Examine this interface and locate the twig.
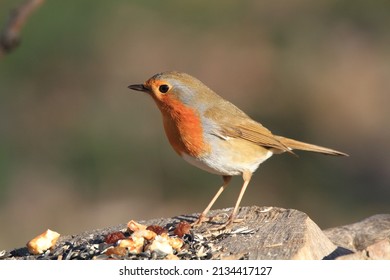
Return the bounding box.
[0,0,44,58]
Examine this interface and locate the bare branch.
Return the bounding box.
[0,0,44,58]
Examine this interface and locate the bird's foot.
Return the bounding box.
[192,212,244,231]
[207,215,244,231]
[191,214,210,227]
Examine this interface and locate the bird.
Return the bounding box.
[128,71,348,226]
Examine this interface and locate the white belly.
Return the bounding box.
[181,150,273,176]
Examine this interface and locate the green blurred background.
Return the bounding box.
[1,0,389,250]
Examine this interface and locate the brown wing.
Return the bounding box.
[218,120,293,153]
[202,98,346,157]
[204,102,292,154]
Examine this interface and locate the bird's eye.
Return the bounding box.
[159,84,170,93]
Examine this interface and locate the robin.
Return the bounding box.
[128,71,348,226]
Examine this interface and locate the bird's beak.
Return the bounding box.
[128,84,149,92]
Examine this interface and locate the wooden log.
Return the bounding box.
[195,206,337,260]
[324,214,390,260]
[2,206,389,260]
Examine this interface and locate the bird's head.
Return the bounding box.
[128,71,218,111]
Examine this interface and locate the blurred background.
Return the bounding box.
[0,0,389,250]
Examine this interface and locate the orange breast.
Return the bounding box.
[157,96,209,158]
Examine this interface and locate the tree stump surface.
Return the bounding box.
[1,206,389,260]
[324,214,390,260]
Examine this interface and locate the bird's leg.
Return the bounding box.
[226,171,252,226]
[192,175,232,226]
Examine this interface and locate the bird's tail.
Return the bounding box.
[276,136,348,156]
